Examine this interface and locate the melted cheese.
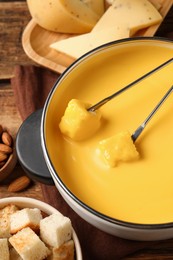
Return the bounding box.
[98,131,139,167]
[59,99,101,141]
[45,39,173,224]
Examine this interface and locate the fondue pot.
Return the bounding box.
[16,37,173,241]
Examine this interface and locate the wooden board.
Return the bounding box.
[22,0,173,74]
[0,2,33,80]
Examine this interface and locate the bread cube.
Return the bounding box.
[0,238,10,260]
[48,240,74,260]
[59,99,101,141]
[0,204,19,238]
[40,213,72,248]
[9,227,50,260]
[10,208,42,234]
[10,248,22,260]
[0,204,19,217]
[98,131,139,167]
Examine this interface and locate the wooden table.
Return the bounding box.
[1,1,173,259]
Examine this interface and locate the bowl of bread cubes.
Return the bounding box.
[0,197,82,260]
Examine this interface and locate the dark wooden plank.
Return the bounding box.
[0,2,35,79]
[124,240,173,259]
[156,4,173,36]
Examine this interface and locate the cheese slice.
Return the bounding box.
[81,0,105,16]
[105,0,163,10]
[50,25,129,59]
[149,0,163,10]
[92,0,162,35]
[27,0,100,33]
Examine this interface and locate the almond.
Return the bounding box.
[2,131,13,147]
[8,176,31,192]
[0,143,12,154]
[0,151,8,163]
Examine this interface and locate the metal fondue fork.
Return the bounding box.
[88,58,173,112]
[131,85,173,142]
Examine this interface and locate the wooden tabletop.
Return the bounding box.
[1,1,173,259]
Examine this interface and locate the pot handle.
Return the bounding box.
[16,109,54,185]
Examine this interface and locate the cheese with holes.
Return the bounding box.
[98,131,139,167]
[59,99,102,141]
[50,25,129,59]
[27,0,100,33]
[92,0,162,35]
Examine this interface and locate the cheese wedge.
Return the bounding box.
[92,0,162,35]
[27,0,100,33]
[149,0,162,10]
[50,25,129,59]
[105,0,163,10]
[82,0,105,16]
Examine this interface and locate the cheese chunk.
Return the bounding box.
[98,131,139,167]
[92,0,162,35]
[27,0,100,33]
[50,25,129,59]
[82,0,105,16]
[59,99,102,141]
[149,0,163,10]
[105,0,163,10]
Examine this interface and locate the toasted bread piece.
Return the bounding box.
[48,240,74,260]
[9,227,50,260]
[40,213,72,248]
[10,208,42,234]
[10,247,22,260]
[0,238,10,260]
[0,204,19,238]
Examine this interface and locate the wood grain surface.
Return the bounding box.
[0,1,43,200]
[0,2,35,79]
[1,1,173,259]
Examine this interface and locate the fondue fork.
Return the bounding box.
[88,58,173,112]
[131,85,173,142]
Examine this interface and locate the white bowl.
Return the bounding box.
[41,37,173,241]
[0,196,82,260]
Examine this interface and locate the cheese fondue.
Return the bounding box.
[45,39,173,224]
[98,131,139,167]
[59,99,101,141]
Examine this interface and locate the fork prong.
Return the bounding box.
[131,85,173,142]
[88,57,173,112]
